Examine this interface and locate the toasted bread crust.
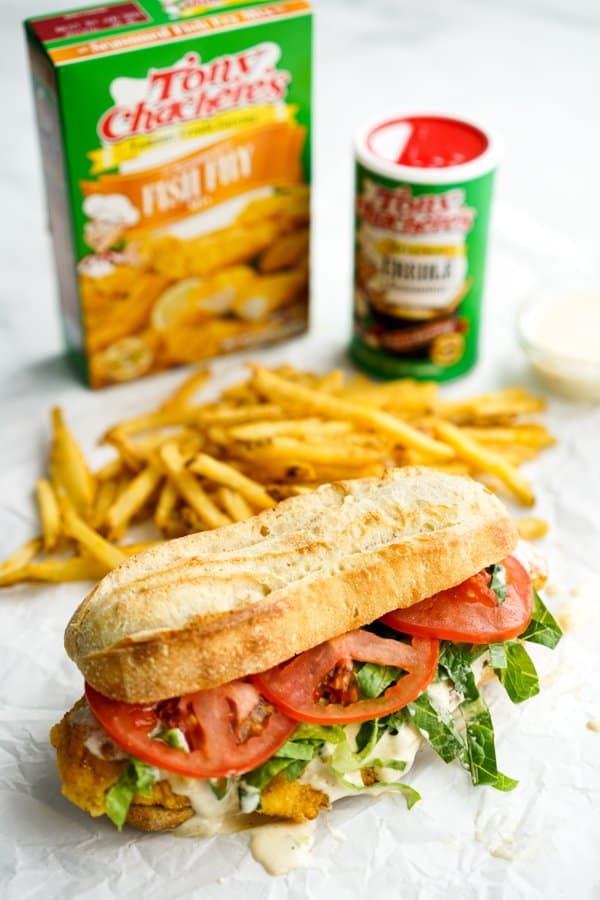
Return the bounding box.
[65,468,517,702]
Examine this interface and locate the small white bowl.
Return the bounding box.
[517,289,600,402]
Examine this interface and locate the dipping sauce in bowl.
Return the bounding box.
[518,293,600,401]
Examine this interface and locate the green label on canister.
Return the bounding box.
[351,114,500,381]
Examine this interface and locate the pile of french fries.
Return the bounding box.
[0,364,554,587]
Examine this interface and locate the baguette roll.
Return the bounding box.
[65,468,517,702]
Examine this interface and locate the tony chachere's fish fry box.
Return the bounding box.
[25,0,312,386]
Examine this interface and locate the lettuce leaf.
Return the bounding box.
[337,775,420,809]
[105,759,157,830]
[155,727,189,751]
[242,723,344,795]
[460,695,517,790]
[493,641,540,703]
[208,777,230,800]
[407,693,465,764]
[291,722,345,744]
[520,588,563,649]
[438,642,480,702]
[436,642,517,791]
[487,563,508,604]
[356,663,402,699]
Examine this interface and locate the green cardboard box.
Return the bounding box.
[25,0,312,386]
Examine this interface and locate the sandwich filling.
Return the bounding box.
[51,554,561,832]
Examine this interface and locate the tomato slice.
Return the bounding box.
[381,556,533,644]
[85,680,296,778]
[251,630,439,724]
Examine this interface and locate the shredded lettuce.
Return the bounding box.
[436,642,517,790]
[488,642,508,669]
[356,663,402,699]
[105,759,157,830]
[493,641,540,703]
[407,693,464,764]
[487,563,508,604]
[242,722,344,794]
[459,695,517,790]
[155,727,189,751]
[337,775,420,809]
[292,722,346,743]
[521,588,563,649]
[208,777,230,800]
[104,589,562,829]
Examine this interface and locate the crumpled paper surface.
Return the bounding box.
[1,231,600,898]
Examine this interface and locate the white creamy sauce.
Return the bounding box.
[298,757,352,802]
[524,295,600,365]
[84,731,128,761]
[521,295,600,400]
[364,726,422,784]
[248,821,316,876]
[163,773,240,836]
[78,704,128,761]
[426,679,461,716]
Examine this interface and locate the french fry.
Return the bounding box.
[120,542,161,556]
[161,367,210,411]
[104,407,206,439]
[0,556,107,586]
[227,419,353,441]
[517,517,549,540]
[95,457,123,481]
[154,481,179,532]
[438,387,545,422]
[105,466,163,540]
[160,443,231,529]
[482,444,540,466]
[250,365,454,461]
[2,361,556,587]
[190,453,275,509]
[341,379,439,414]
[59,494,127,569]
[243,436,388,468]
[91,479,121,530]
[102,428,147,470]
[217,486,254,522]
[0,537,43,575]
[433,421,535,506]
[460,426,555,448]
[50,407,96,517]
[35,478,61,552]
[107,404,282,440]
[315,369,346,393]
[189,452,276,510]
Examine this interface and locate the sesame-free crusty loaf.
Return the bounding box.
[65,467,517,702]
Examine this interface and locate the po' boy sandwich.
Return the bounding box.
[51,467,561,834]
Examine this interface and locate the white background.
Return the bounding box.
[1,1,600,897]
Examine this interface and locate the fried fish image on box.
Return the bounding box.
[24,0,312,386]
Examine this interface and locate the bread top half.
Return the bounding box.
[65,468,518,702]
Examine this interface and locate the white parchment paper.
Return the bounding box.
[1,231,599,898]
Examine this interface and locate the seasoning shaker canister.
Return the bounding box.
[351,113,501,380]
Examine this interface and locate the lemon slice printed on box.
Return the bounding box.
[152,268,256,330]
[100,336,155,382]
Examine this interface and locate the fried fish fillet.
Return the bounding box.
[51,699,328,831]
